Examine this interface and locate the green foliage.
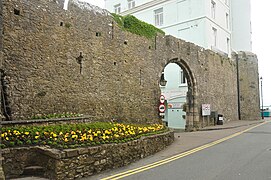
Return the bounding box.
[111,13,124,27]
[1,122,167,149]
[111,13,165,39]
[31,113,82,120]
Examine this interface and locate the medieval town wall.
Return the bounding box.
[237,52,260,120]
[0,0,259,127]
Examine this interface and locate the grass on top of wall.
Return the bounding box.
[0,122,167,149]
[111,13,165,39]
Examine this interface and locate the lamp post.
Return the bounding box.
[260,77,264,119]
[160,72,167,87]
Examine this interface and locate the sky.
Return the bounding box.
[251,0,271,106]
[79,0,270,106]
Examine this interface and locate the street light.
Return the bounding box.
[160,72,167,87]
[260,77,264,119]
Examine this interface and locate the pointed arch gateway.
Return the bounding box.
[161,58,199,131]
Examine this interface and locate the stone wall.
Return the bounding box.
[0,0,260,127]
[2,131,174,179]
[1,0,161,123]
[237,52,260,120]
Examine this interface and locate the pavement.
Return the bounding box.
[10,118,270,180]
[88,118,268,180]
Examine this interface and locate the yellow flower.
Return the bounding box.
[105,130,111,134]
[35,136,39,139]
[59,132,63,135]
[80,134,87,141]
[72,134,78,139]
[52,133,57,138]
[64,138,69,142]
[1,133,5,138]
[88,135,93,141]
[5,137,9,140]
[101,135,106,140]
[24,132,29,135]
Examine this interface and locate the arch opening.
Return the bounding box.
[159,58,199,131]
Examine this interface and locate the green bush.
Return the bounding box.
[111,13,165,39]
[31,113,82,120]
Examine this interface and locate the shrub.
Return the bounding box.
[1,122,167,149]
[111,13,165,39]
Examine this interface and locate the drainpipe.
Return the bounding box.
[236,53,241,120]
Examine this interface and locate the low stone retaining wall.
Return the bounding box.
[2,131,174,179]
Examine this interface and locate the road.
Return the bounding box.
[100,121,271,180]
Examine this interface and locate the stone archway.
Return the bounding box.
[161,58,199,131]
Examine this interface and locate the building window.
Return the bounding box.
[114,4,121,14]
[154,8,163,26]
[211,0,216,19]
[226,13,229,29]
[128,0,135,9]
[212,27,217,47]
[227,38,230,55]
[180,70,186,85]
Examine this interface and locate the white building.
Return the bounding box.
[105,0,252,55]
[230,0,252,52]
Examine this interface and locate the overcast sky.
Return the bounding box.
[79,0,270,106]
[251,0,271,106]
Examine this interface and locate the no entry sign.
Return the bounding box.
[159,104,166,113]
[159,95,165,104]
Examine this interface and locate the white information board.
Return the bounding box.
[202,104,211,116]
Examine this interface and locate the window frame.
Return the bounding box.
[212,27,217,47]
[114,4,121,14]
[179,70,187,86]
[226,13,229,29]
[211,0,216,19]
[154,8,164,26]
[128,0,135,9]
[227,37,230,55]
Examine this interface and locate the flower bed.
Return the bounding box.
[2,130,174,179]
[1,122,166,149]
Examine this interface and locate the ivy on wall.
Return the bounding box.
[111,13,165,39]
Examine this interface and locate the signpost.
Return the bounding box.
[159,95,166,117]
[202,104,211,116]
[159,104,166,113]
[159,95,165,104]
[202,104,211,126]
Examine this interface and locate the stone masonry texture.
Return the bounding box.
[2,131,174,179]
[237,52,260,120]
[0,0,260,127]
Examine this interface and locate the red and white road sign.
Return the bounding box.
[159,95,165,104]
[159,104,166,113]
